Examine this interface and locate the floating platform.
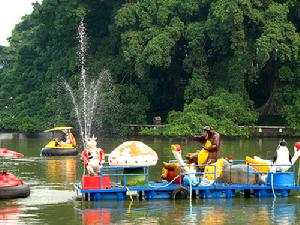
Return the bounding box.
[74,163,300,201]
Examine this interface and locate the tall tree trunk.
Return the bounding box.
[256,57,278,115]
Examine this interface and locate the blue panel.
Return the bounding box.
[144,190,171,200]
[267,173,295,187]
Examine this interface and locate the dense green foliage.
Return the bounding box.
[0,0,300,136]
[140,90,258,137]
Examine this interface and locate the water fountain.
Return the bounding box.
[64,19,116,146]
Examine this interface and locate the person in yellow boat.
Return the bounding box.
[55,131,76,147]
[186,126,221,166]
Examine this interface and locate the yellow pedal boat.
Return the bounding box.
[41,126,78,156]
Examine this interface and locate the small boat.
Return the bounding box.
[0,148,30,199]
[41,126,78,156]
[0,171,30,199]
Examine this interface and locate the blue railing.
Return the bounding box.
[99,164,150,187]
[171,159,297,186]
[84,159,297,189]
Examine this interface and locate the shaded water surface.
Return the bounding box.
[1,133,300,224]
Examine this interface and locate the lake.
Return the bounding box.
[1,133,300,224]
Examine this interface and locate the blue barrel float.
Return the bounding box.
[267,172,295,187]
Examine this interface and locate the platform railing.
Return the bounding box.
[245,163,295,185]
[171,159,297,187]
[227,159,296,185]
[168,159,218,185]
[87,159,297,190]
[99,164,150,187]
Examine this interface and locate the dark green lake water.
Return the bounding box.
[1,133,300,225]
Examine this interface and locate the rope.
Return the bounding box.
[125,186,133,201]
[270,168,277,200]
[271,174,276,200]
[189,177,192,207]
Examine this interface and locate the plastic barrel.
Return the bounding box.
[267,172,295,186]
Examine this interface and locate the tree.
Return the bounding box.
[142,90,258,137]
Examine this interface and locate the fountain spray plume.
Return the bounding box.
[64,19,110,147]
[78,19,89,141]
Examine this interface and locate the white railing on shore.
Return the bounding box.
[239,125,289,133]
[124,124,288,129]
[123,124,292,135]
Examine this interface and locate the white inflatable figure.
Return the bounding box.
[252,140,299,172]
[272,140,291,172]
[84,135,105,176]
[170,144,199,186]
[252,141,300,184]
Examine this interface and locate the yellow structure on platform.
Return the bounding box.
[245,156,270,173]
[204,158,225,180]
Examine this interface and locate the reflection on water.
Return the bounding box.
[0,189,76,225]
[270,201,296,225]
[75,198,300,225]
[46,158,77,184]
[0,133,14,140]
[82,209,111,225]
[0,207,22,225]
[18,189,75,206]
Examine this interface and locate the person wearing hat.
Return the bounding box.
[186,126,221,166]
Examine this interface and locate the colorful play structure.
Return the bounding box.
[74,141,300,201]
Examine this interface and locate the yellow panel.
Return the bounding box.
[245,156,270,173]
[204,159,225,180]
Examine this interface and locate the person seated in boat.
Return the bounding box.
[65,131,76,147]
[58,139,65,146]
[56,136,67,147]
[55,131,75,147]
[53,138,61,147]
[185,126,221,168]
[64,135,71,145]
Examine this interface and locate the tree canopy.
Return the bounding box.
[0,0,300,136]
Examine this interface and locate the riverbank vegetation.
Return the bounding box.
[0,0,300,136]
